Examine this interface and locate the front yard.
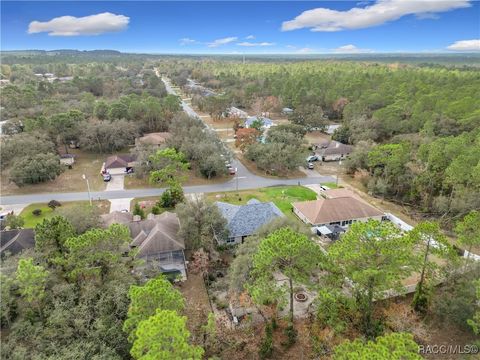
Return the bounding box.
[125,169,229,190]
[1,149,108,195]
[206,185,317,221]
[19,200,110,228]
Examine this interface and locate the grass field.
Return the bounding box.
[20,200,110,228]
[206,185,317,220]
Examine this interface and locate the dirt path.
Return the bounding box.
[179,273,212,343]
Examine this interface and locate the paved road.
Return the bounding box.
[0,175,335,206]
[0,74,334,206]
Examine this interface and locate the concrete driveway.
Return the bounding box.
[106,175,125,191]
[109,198,132,213]
[299,166,320,178]
[0,203,28,216]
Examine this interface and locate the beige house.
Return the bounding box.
[101,211,187,280]
[103,154,137,174]
[292,196,384,227]
[314,140,353,162]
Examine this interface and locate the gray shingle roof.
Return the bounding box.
[216,199,284,238]
[0,229,35,257]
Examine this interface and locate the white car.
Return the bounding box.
[320,185,331,191]
[306,155,318,162]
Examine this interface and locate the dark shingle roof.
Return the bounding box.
[101,211,134,227]
[216,199,284,238]
[128,212,184,257]
[105,154,136,169]
[0,229,35,257]
[315,140,353,156]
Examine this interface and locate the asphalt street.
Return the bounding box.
[0,175,335,206]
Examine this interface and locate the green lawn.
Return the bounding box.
[206,185,317,220]
[20,200,110,228]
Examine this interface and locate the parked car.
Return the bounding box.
[103,173,112,182]
[306,155,318,162]
[307,162,314,170]
[320,185,331,191]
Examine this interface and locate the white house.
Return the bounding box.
[314,140,353,162]
[244,116,274,130]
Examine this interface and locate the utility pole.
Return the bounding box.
[236,168,239,192]
[82,174,92,206]
[336,160,342,187]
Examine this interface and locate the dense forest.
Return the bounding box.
[1,53,479,359]
[161,59,480,225]
[0,57,230,187]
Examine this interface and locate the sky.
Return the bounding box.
[1,1,479,54]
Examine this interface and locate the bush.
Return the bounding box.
[151,204,162,215]
[159,182,184,208]
[283,324,297,348]
[5,214,24,230]
[32,209,42,216]
[259,323,274,359]
[133,203,145,219]
[47,200,62,209]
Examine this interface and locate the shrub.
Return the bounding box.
[47,200,62,209]
[283,324,297,348]
[159,182,184,208]
[151,204,162,215]
[5,214,24,230]
[259,323,274,359]
[133,203,145,219]
[32,209,42,216]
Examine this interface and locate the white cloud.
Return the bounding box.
[447,39,480,51]
[207,37,238,48]
[297,47,314,54]
[333,44,373,53]
[282,0,471,32]
[245,35,255,40]
[28,12,129,36]
[237,41,275,47]
[179,37,197,45]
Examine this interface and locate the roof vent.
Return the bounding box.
[147,213,155,220]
